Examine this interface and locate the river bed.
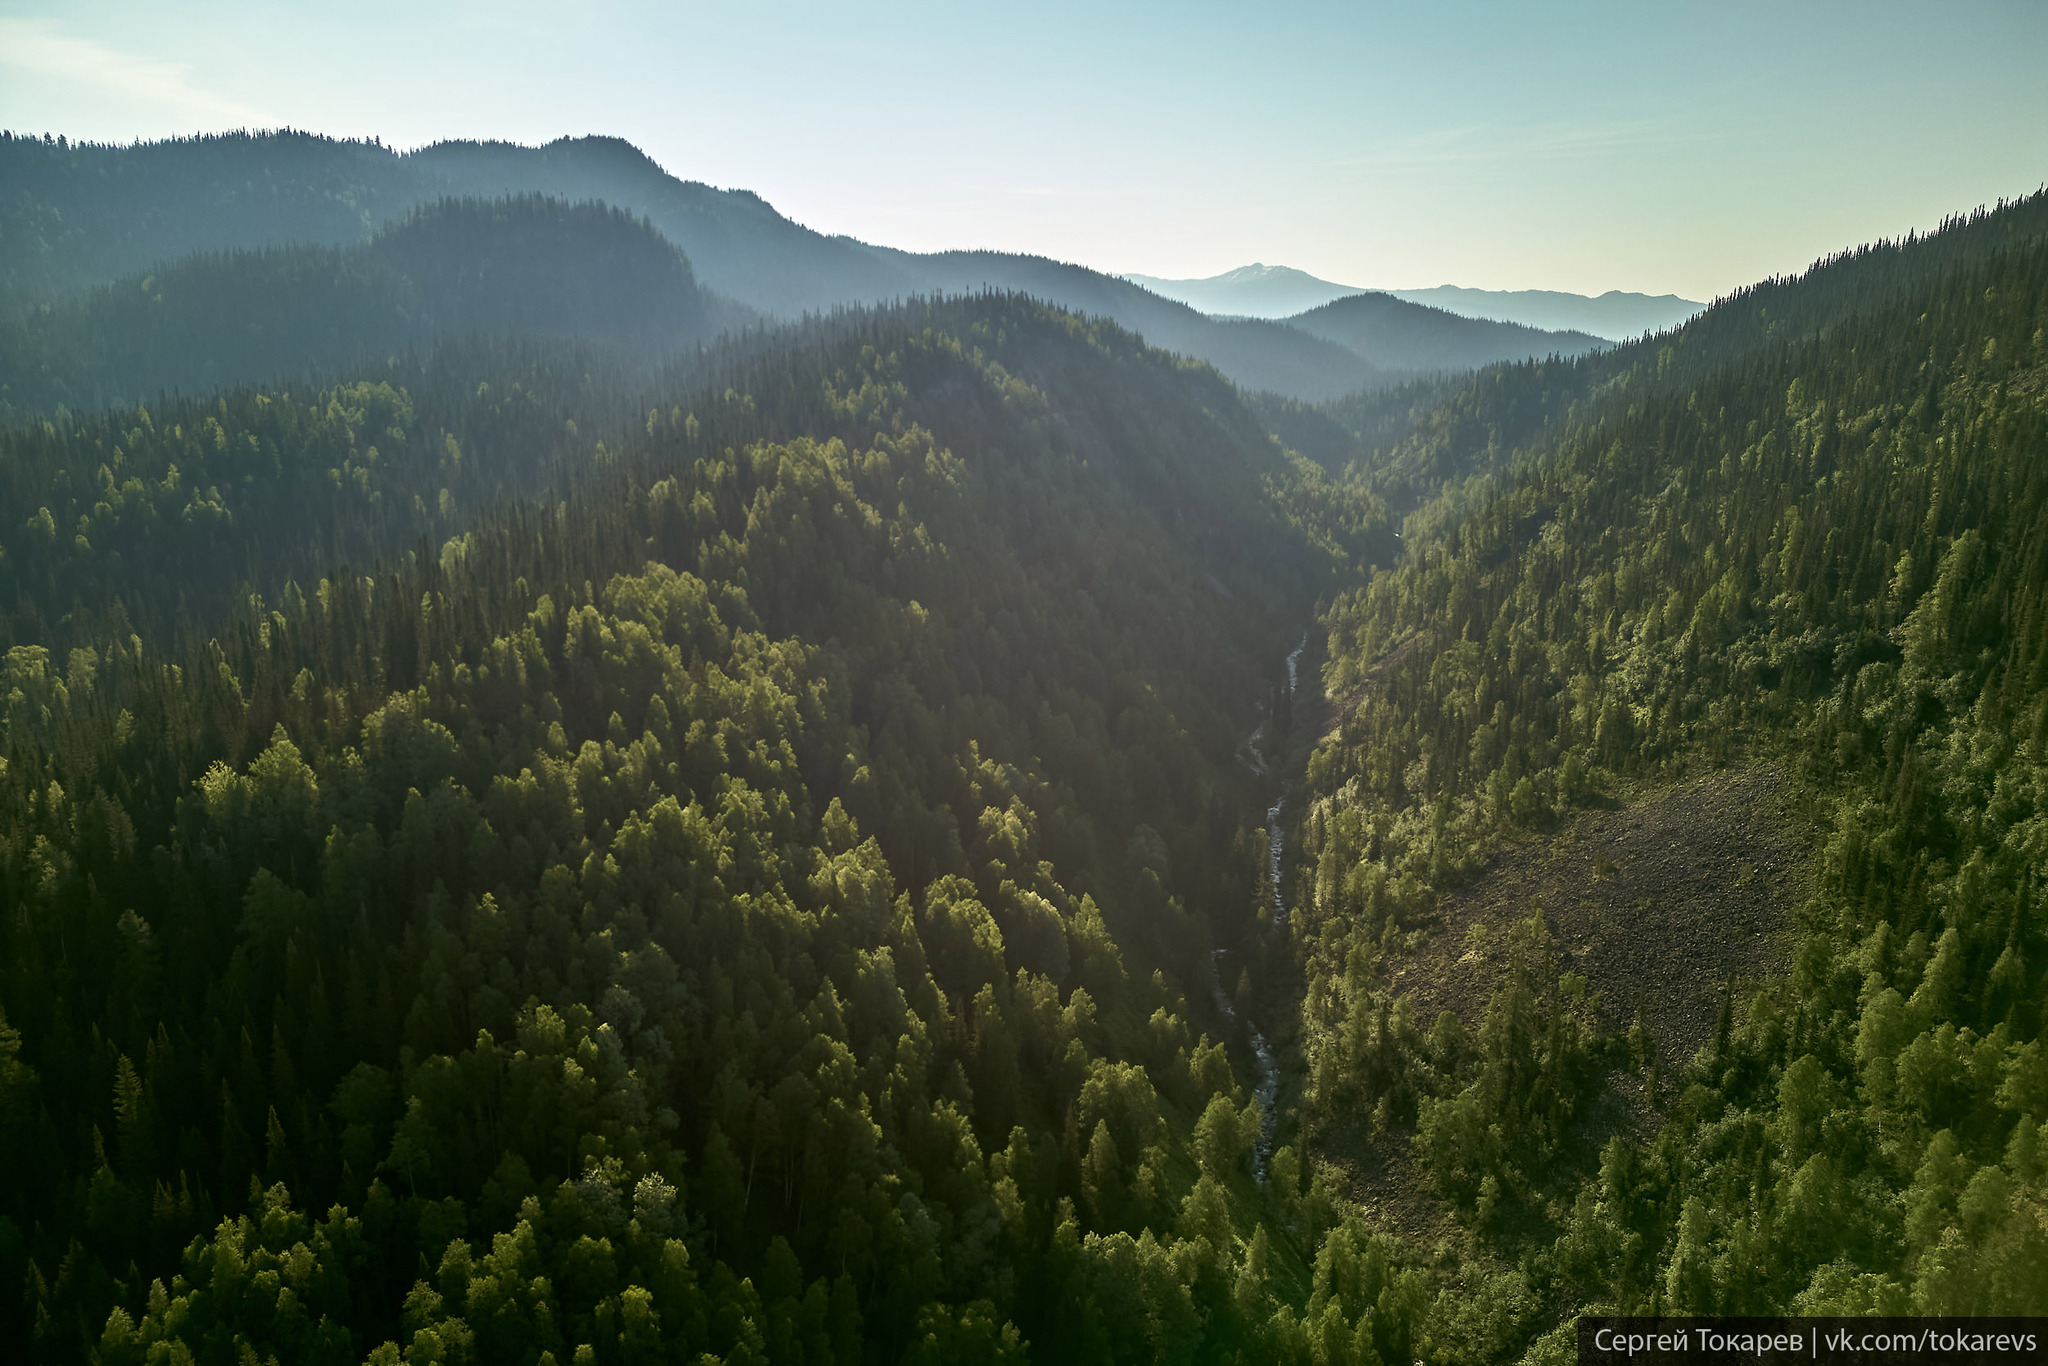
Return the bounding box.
[1219,630,1306,1179]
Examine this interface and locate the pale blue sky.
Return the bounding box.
[2,1,2043,299]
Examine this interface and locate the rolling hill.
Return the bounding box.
[0,195,730,420]
[3,131,1597,403]
[0,288,1396,1363]
[1120,263,1365,320]
[1283,292,1607,374]
[1384,283,1703,338]
[0,133,1378,401]
[1124,261,1704,339]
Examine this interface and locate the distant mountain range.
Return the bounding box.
[1388,285,1706,340]
[1,131,1613,405]
[1119,264,1360,321]
[1123,263,1704,340]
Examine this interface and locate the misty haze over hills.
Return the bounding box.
[1390,283,1706,339]
[1124,263,1705,339]
[0,130,1614,406]
[1119,264,1359,321]
[0,195,738,419]
[1284,292,1605,372]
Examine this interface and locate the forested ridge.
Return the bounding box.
[1315,192,2048,517]
[0,294,1408,1364]
[0,337,638,651]
[1282,295,1605,380]
[0,195,737,424]
[1285,193,2048,1355]
[0,130,1604,403]
[1,139,2045,1364]
[0,130,897,319]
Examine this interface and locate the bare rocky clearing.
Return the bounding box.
[1390,762,1815,1072]
[1322,762,1818,1244]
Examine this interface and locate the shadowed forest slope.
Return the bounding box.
[0,195,732,421]
[0,295,1415,1364]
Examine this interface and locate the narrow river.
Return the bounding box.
[1213,630,1306,1179]
[1265,633,1308,927]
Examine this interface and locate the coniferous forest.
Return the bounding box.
[1,126,2046,1364]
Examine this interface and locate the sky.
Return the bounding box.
[2,0,2044,301]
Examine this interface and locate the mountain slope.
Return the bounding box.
[1382,284,1703,339]
[1122,261,1705,339]
[1285,292,1605,374]
[1314,193,2048,518]
[1121,263,1365,319]
[0,133,1386,400]
[1,129,414,303]
[0,291,1402,1363]
[0,130,900,319]
[866,246,1385,398]
[1291,189,2048,1345]
[406,136,922,318]
[0,195,727,420]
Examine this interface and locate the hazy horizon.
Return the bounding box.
[2,2,2044,308]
